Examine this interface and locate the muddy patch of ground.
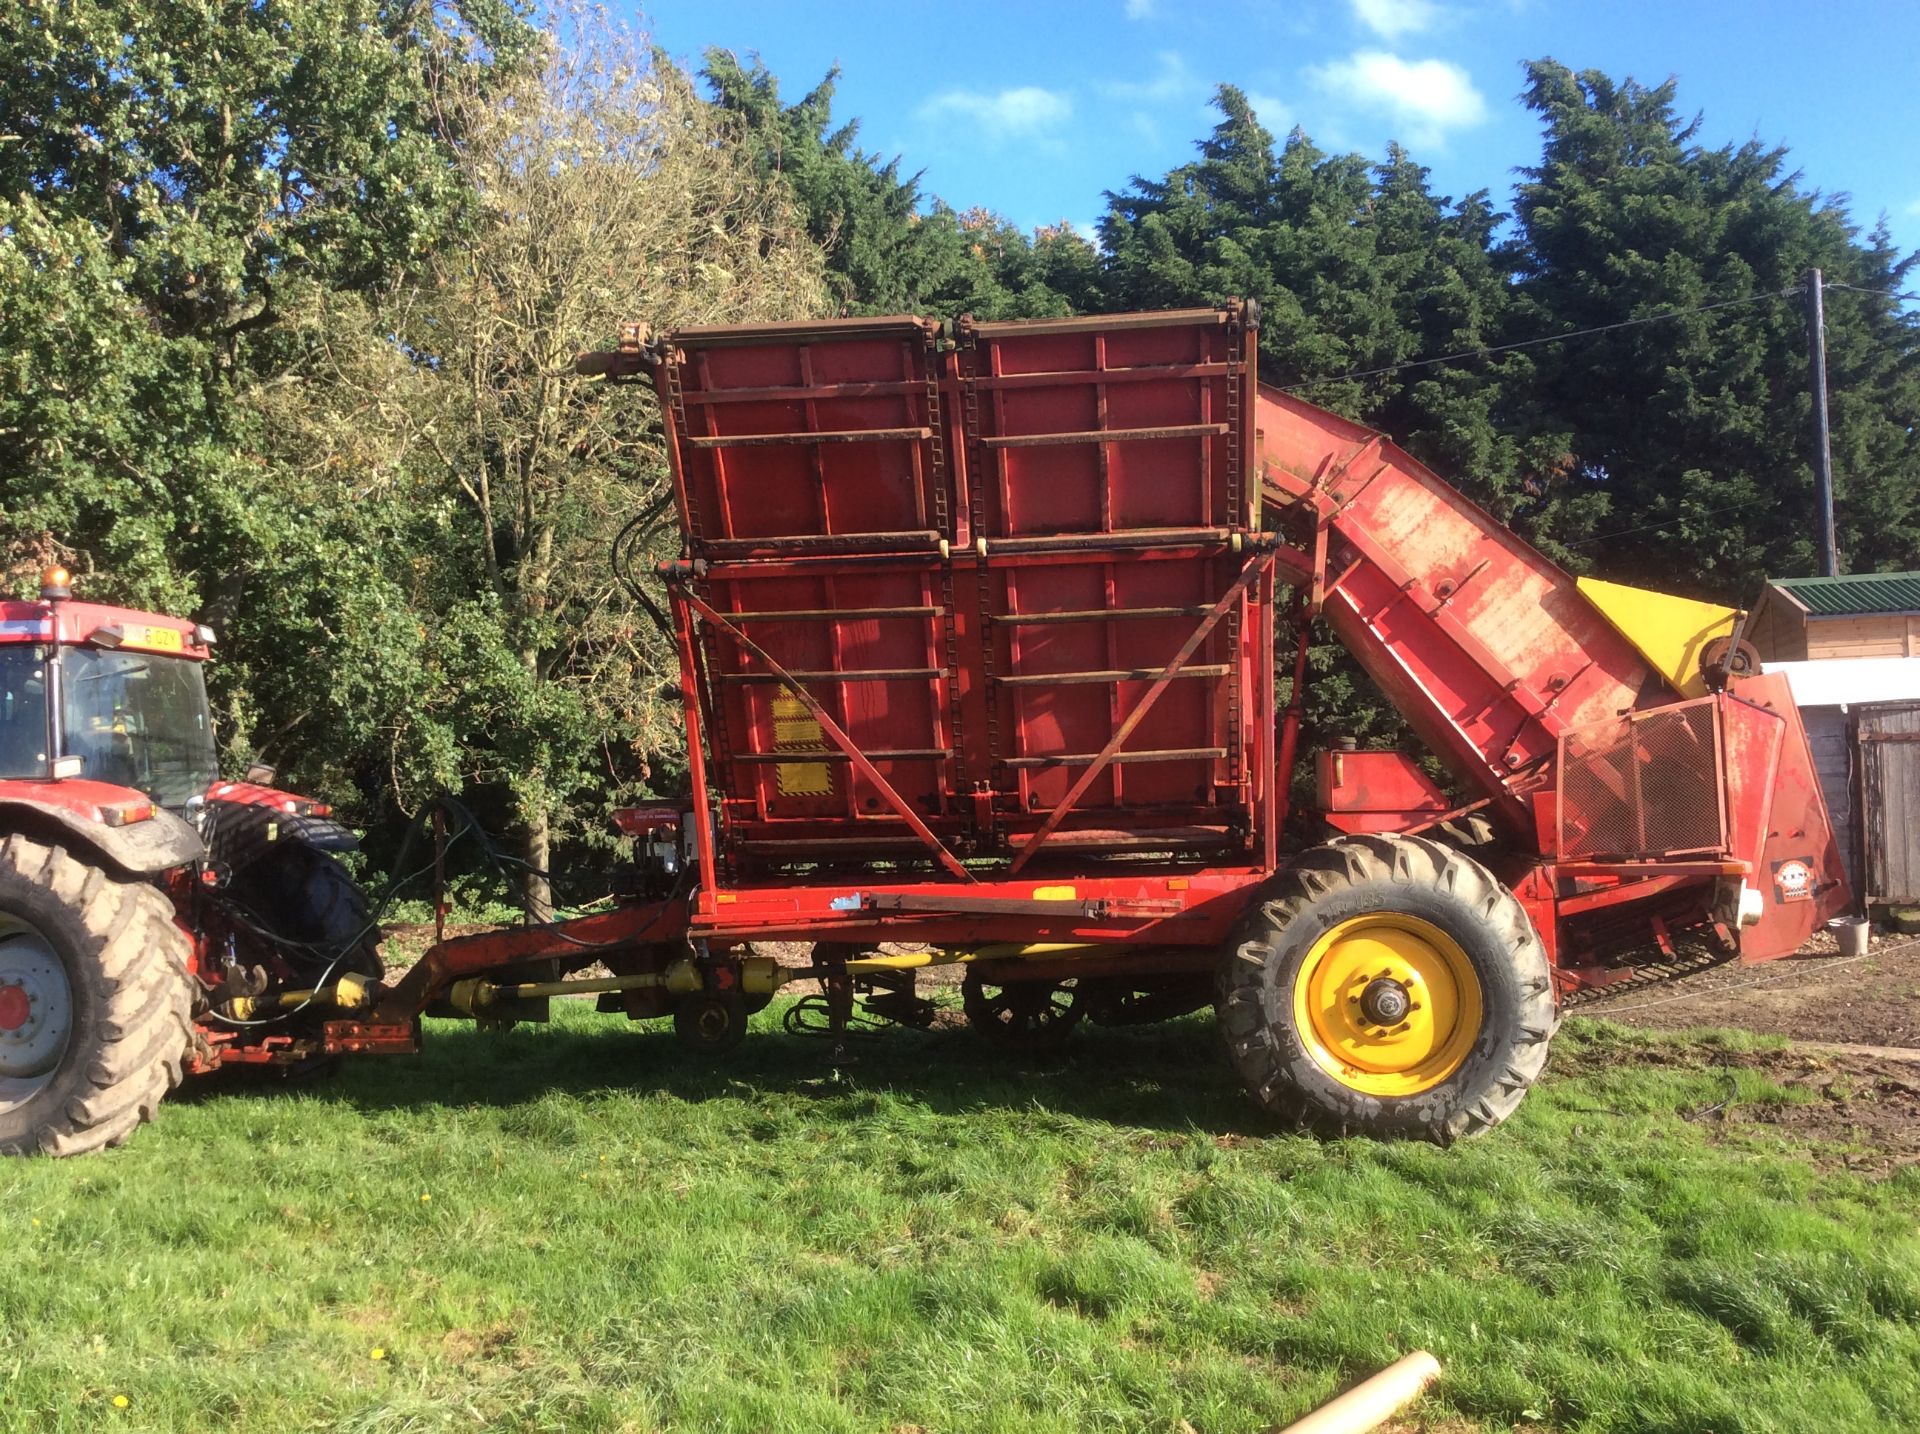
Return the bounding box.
[1731,1047,1920,1175]
[1573,928,1920,1047]
[1558,1023,1920,1175]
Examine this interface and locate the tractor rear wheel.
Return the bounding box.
[0,836,195,1157]
[1216,834,1556,1141]
[224,843,383,981]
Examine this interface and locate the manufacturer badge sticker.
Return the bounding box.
[1771,857,1813,904]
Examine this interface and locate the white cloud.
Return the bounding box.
[1906,198,1920,216]
[1350,0,1443,39]
[1125,0,1154,17]
[1246,90,1296,135]
[1309,50,1487,147]
[1098,52,1208,146]
[919,86,1073,140]
[1099,50,1196,105]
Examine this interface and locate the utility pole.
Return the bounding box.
[1806,267,1839,576]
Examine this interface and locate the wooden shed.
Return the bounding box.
[1752,573,1920,909]
[1763,658,1920,908]
[1748,571,1920,662]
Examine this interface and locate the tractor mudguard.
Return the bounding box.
[0,799,203,877]
[200,799,357,877]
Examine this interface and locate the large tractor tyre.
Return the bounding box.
[225,843,383,981]
[1429,811,1499,854]
[1217,834,1557,1142]
[0,836,195,1157]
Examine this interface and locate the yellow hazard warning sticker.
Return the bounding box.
[771,688,833,798]
[776,762,833,796]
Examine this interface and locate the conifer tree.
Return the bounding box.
[702,53,1097,318]
[1513,60,1920,593]
[1102,91,1544,522]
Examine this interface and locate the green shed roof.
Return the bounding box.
[1771,571,1920,617]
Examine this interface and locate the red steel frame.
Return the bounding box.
[655,306,1292,933]
[351,304,1850,1044]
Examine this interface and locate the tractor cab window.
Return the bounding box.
[61,647,219,811]
[0,646,49,779]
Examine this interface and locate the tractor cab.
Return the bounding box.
[0,567,218,815]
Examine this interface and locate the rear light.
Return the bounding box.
[99,801,154,828]
[613,804,681,837]
[283,799,330,817]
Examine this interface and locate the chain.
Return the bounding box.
[1225,308,1243,529]
[661,349,704,546]
[924,325,949,541]
[959,329,1002,773]
[1223,312,1245,786]
[926,327,968,797]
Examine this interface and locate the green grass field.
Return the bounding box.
[2,1007,1916,1433]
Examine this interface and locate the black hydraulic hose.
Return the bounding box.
[609,493,678,641]
[202,792,688,1027]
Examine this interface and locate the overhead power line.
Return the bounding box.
[1277,285,1806,392]
[1559,495,1771,549]
[1825,281,1920,302]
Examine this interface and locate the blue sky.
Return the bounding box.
[632,0,1920,259]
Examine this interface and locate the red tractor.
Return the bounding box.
[0,565,376,1156]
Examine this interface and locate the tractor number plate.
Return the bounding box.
[124,624,184,653]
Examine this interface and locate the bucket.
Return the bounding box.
[1830,916,1871,958]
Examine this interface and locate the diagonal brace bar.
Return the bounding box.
[1009,548,1277,876]
[680,588,975,883]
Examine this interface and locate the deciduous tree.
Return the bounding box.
[361,11,827,908]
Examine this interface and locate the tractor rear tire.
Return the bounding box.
[224,843,383,981]
[1216,834,1557,1142]
[0,837,195,1157]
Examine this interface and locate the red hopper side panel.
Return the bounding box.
[662,317,951,556]
[655,306,1271,875]
[693,557,966,866]
[953,308,1267,860]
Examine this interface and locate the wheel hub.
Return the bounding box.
[1291,915,1483,1098]
[0,933,72,1081]
[1359,976,1411,1027]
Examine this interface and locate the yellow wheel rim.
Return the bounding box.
[1291,914,1482,1097]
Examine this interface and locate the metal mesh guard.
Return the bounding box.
[1558,699,1725,861]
